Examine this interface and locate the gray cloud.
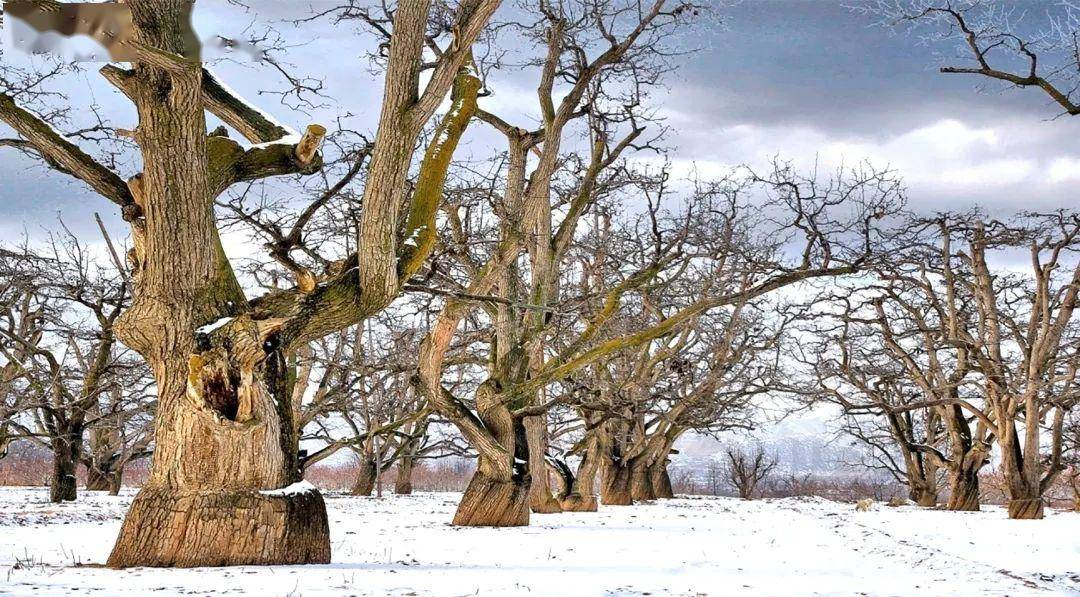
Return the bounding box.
[2,0,1077,246]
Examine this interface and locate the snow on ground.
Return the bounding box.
[0,487,1078,596]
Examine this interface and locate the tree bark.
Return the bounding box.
[109,486,329,567]
[1000,424,1046,520]
[87,460,125,495]
[525,414,562,513]
[1007,495,1045,519]
[49,428,80,502]
[649,460,674,499]
[946,466,981,511]
[630,460,656,502]
[560,432,601,512]
[601,459,634,506]
[351,457,376,496]
[86,465,110,491]
[395,454,414,495]
[909,483,938,508]
[453,456,530,526]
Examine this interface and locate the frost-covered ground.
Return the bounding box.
[1,487,1078,596]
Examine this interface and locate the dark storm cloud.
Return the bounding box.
[674,0,1059,136]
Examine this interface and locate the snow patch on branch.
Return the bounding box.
[247,133,303,151]
[204,67,300,141]
[196,316,233,334]
[258,480,318,497]
[9,95,74,143]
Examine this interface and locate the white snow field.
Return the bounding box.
[1,487,1078,596]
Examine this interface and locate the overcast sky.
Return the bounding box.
[1,0,1077,246]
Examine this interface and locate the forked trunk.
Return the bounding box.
[395,454,415,495]
[1000,425,1045,520]
[945,466,981,511]
[50,429,80,503]
[453,457,530,526]
[351,457,377,496]
[525,414,562,513]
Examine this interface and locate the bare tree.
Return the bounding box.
[0,232,139,502]
[412,0,698,527]
[0,0,501,567]
[870,0,1080,117]
[724,444,778,500]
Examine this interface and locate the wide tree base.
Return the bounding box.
[1007,497,1044,520]
[531,492,563,514]
[945,484,980,511]
[560,493,598,512]
[107,486,331,568]
[452,474,529,527]
[601,488,632,506]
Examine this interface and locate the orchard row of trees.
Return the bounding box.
[0,0,1077,569]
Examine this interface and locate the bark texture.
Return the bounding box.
[601,460,634,506]
[559,432,601,512]
[525,414,562,513]
[395,456,414,495]
[49,430,79,502]
[351,458,377,497]
[649,461,674,499]
[453,471,530,527]
[946,467,981,511]
[107,487,330,568]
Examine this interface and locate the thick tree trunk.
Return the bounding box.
[601,460,634,506]
[560,435,601,512]
[395,454,414,495]
[650,461,674,499]
[108,341,330,567]
[630,461,656,502]
[1000,426,1045,520]
[49,427,80,503]
[525,414,562,513]
[909,484,938,508]
[109,486,329,567]
[351,457,377,496]
[1007,495,1045,519]
[945,466,981,511]
[86,465,111,491]
[453,460,530,526]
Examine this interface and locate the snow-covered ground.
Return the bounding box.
[0,487,1078,596]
